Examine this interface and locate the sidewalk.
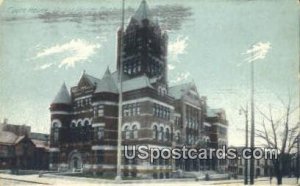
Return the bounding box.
[0,173,298,186]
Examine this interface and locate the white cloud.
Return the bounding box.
[35,39,101,69]
[244,41,271,63]
[168,35,188,62]
[170,72,191,84]
[36,63,53,70]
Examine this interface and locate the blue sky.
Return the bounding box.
[0,0,299,146]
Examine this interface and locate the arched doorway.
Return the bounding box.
[256,168,261,177]
[68,150,82,171]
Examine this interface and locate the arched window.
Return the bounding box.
[159,126,164,141]
[77,120,82,127]
[132,125,138,139]
[52,122,60,143]
[165,128,170,142]
[206,138,210,147]
[175,132,181,143]
[153,125,158,140]
[84,120,89,126]
[125,126,130,140]
[70,121,76,128]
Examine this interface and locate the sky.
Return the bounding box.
[0,0,299,146]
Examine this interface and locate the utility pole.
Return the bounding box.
[115,0,125,181]
[250,52,255,185]
[240,105,249,185]
[297,15,300,184]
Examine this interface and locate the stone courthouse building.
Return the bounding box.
[49,0,228,178]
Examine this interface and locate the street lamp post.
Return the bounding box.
[297,132,299,184]
[249,53,255,185]
[240,105,249,185]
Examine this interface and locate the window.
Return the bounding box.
[165,128,170,142]
[70,121,76,128]
[123,105,130,116]
[128,64,132,74]
[124,63,128,73]
[77,120,82,127]
[52,122,60,143]
[84,120,89,126]
[96,150,104,164]
[97,127,104,140]
[136,103,140,115]
[159,126,164,141]
[153,125,158,140]
[125,126,130,139]
[53,128,59,143]
[137,61,141,72]
[132,125,138,139]
[153,104,170,120]
[97,105,104,117]
[122,103,140,116]
[175,132,180,143]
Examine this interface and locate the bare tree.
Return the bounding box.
[256,95,299,185]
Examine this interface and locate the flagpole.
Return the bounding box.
[115,0,125,181]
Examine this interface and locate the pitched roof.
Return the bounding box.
[122,75,153,92]
[31,139,49,150]
[169,82,194,99]
[132,0,152,24]
[84,73,102,85]
[52,83,72,104]
[95,68,119,94]
[207,108,223,118]
[0,131,18,145]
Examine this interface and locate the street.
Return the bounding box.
[0,173,299,186]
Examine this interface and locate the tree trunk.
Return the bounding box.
[275,159,283,185]
[277,174,282,185]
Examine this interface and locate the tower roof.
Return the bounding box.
[103,66,111,79]
[133,0,152,23]
[95,69,119,94]
[52,83,72,104]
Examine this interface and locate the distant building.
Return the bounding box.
[0,121,49,171]
[205,108,228,172]
[49,0,229,179]
[228,147,273,178]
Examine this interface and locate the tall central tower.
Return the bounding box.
[116,0,168,85]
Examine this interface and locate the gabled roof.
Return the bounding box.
[133,0,152,21]
[0,131,18,145]
[78,71,101,87]
[75,70,153,95]
[52,83,72,104]
[84,73,102,85]
[169,82,194,99]
[122,75,153,92]
[95,68,119,94]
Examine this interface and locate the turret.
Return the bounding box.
[49,82,72,146]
